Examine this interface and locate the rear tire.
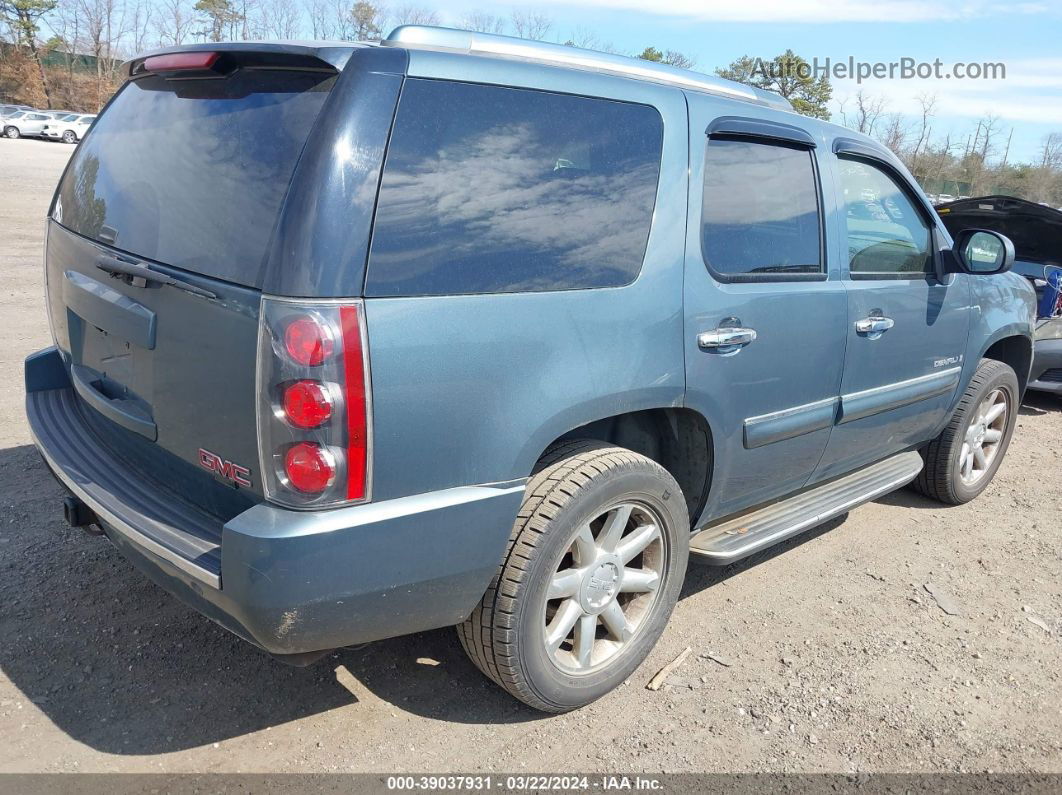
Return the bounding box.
[458,440,689,712]
[4,126,19,139]
[913,358,1019,505]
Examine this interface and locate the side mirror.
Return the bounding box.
[953,229,1015,275]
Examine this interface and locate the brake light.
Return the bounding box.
[257,299,371,508]
[284,315,334,366]
[282,379,333,429]
[284,442,336,493]
[143,52,220,73]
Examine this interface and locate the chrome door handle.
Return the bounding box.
[855,316,895,335]
[698,328,757,350]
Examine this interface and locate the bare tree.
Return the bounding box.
[48,0,82,77]
[910,93,936,160]
[878,113,908,154]
[77,0,129,107]
[154,0,193,45]
[510,9,551,40]
[127,0,151,53]
[662,49,694,69]
[850,90,886,135]
[253,0,299,39]
[386,4,439,28]
[459,9,505,34]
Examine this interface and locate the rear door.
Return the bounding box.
[45,61,337,509]
[811,145,970,483]
[683,97,847,522]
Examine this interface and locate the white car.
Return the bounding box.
[42,114,97,144]
[3,110,55,139]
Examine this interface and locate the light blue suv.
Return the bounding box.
[25,27,1036,712]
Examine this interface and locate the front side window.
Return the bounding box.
[839,157,933,277]
[366,79,664,296]
[701,137,822,279]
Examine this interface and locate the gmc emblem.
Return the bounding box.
[198,448,252,488]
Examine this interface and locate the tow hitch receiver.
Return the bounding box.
[63,496,102,534]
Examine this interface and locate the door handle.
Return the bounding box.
[855,316,895,336]
[698,327,757,350]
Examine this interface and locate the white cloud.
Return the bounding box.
[516,0,1049,24]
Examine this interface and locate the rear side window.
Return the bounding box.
[54,70,335,286]
[701,137,822,280]
[366,79,664,296]
[838,157,933,277]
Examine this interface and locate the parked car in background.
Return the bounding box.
[26,29,1036,713]
[3,110,55,139]
[938,196,1062,396]
[42,114,96,144]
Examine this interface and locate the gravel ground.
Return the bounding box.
[0,137,1060,775]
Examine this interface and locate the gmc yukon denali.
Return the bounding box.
[25,27,1037,712]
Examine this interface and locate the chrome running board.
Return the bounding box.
[689,451,924,565]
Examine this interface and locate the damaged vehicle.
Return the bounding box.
[26,29,1036,712]
[938,196,1062,396]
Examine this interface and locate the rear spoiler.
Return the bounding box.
[122,41,367,79]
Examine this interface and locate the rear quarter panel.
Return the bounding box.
[365,54,689,501]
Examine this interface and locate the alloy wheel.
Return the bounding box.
[958,387,1008,486]
[543,501,665,675]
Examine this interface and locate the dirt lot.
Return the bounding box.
[0,136,1060,775]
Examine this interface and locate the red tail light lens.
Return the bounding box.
[340,306,367,500]
[282,380,333,429]
[284,442,336,493]
[284,315,334,366]
[257,298,371,508]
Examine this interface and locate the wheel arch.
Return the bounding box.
[526,406,715,529]
[979,330,1033,397]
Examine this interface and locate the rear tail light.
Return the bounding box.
[257,298,371,508]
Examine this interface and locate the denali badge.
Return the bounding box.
[198,448,252,488]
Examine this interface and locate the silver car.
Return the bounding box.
[3,110,54,139]
[43,114,97,144]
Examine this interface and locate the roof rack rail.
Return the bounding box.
[383,26,792,111]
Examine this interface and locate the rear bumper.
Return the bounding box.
[25,347,524,656]
[1028,337,1062,394]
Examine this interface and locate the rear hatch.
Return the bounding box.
[44,51,339,515]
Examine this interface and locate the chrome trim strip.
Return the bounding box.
[842,367,962,402]
[743,396,839,449]
[744,395,839,425]
[30,424,221,589]
[839,367,962,424]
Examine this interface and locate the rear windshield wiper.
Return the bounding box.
[96,256,217,300]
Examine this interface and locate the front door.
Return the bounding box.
[811,151,971,483]
[683,97,847,523]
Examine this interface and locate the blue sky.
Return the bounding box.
[414,0,1062,164]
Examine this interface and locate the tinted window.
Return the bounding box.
[54,70,335,286]
[839,158,932,276]
[701,137,821,278]
[366,79,663,296]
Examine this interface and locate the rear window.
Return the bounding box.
[701,137,822,280]
[365,79,663,296]
[54,69,335,286]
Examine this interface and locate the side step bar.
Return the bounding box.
[690,451,924,565]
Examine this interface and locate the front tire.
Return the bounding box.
[62,130,77,144]
[913,358,1019,504]
[458,440,689,712]
[4,126,20,139]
